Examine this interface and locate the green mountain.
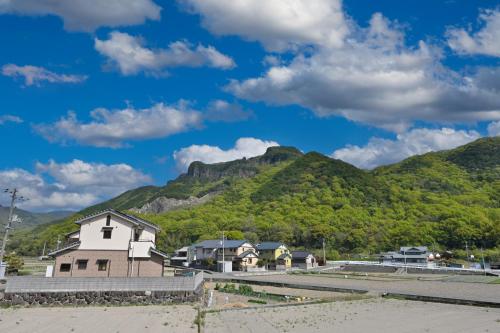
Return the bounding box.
[9,138,500,260]
[0,206,74,229]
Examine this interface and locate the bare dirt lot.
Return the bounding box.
[204,298,500,333]
[0,305,198,333]
[230,273,500,303]
[1,298,499,333]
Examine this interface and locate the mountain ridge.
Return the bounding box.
[8,137,500,259]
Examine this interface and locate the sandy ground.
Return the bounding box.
[227,274,500,303]
[1,298,499,333]
[0,305,198,333]
[204,298,500,333]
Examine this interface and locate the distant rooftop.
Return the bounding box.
[291,250,314,259]
[193,239,252,249]
[256,242,285,250]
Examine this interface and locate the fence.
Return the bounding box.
[334,261,494,275]
[5,272,204,294]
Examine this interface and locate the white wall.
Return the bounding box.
[78,214,156,251]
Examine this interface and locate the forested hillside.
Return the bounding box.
[9,137,500,259]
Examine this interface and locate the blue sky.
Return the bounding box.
[0,0,499,211]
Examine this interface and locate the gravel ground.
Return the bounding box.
[204,298,500,333]
[230,274,500,303]
[0,305,198,333]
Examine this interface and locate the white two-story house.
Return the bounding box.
[49,209,167,277]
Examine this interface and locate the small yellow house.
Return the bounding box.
[256,242,292,269]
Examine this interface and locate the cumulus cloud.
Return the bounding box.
[0,0,161,32]
[488,121,500,136]
[331,127,481,169]
[34,102,203,148]
[2,64,87,86]
[226,12,500,131]
[173,137,279,171]
[447,9,500,57]
[95,31,235,76]
[0,114,23,125]
[205,100,253,122]
[0,160,151,212]
[179,0,348,52]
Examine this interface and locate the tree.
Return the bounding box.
[5,252,24,274]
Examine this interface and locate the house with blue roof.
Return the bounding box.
[193,239,258,271]
[256,242,292,269]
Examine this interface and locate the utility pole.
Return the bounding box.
[1,188,27,272]
[221,231,225,273]
[480,247,486,276]
[322,238,326,266]
[465,241,470,267]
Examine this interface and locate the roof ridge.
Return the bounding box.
[74,209,160,231]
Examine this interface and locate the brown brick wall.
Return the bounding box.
[54,250,164,277]
[129,253,165,277]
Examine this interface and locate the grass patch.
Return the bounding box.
[489,278,500,284]
[248,299,267,305]
[214,283,287,302]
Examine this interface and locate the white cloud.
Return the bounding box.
[488,121,500,136]
[2,64,87,86]
[205,100,253,122]
[179,0,348,52]
[0,0,161,32]
[95,31,235,76]
[0,160,151,212]
[173,137,279,171]
[447,9,500,57]
[226,12,500,131]
[0,114,23,125]
[332,127,481,169]
[34,102,203,148]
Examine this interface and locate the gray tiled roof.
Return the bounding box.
[48,241,80,256]
[75,209,160,231]
[236,249,259,259]
[277,253,292,259]
[193,239,251,249]
[256,242,285,250]
[150,248,169,258]
[291,251,314,259]
[400,246,428,253]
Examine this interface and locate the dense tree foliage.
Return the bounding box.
[9,138,500,260]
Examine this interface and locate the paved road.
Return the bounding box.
[214,273,500,304]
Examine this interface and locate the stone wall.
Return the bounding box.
[0,274,205,307]
[1,285,203,307]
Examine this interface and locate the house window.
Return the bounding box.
[77,260,88,270]
[106,215,111,226]
[103,229,112,239]
[97,260,108,271]
[60,263,71,272]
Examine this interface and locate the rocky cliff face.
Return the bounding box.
[131,193,214,214]
[186,146,303,181]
